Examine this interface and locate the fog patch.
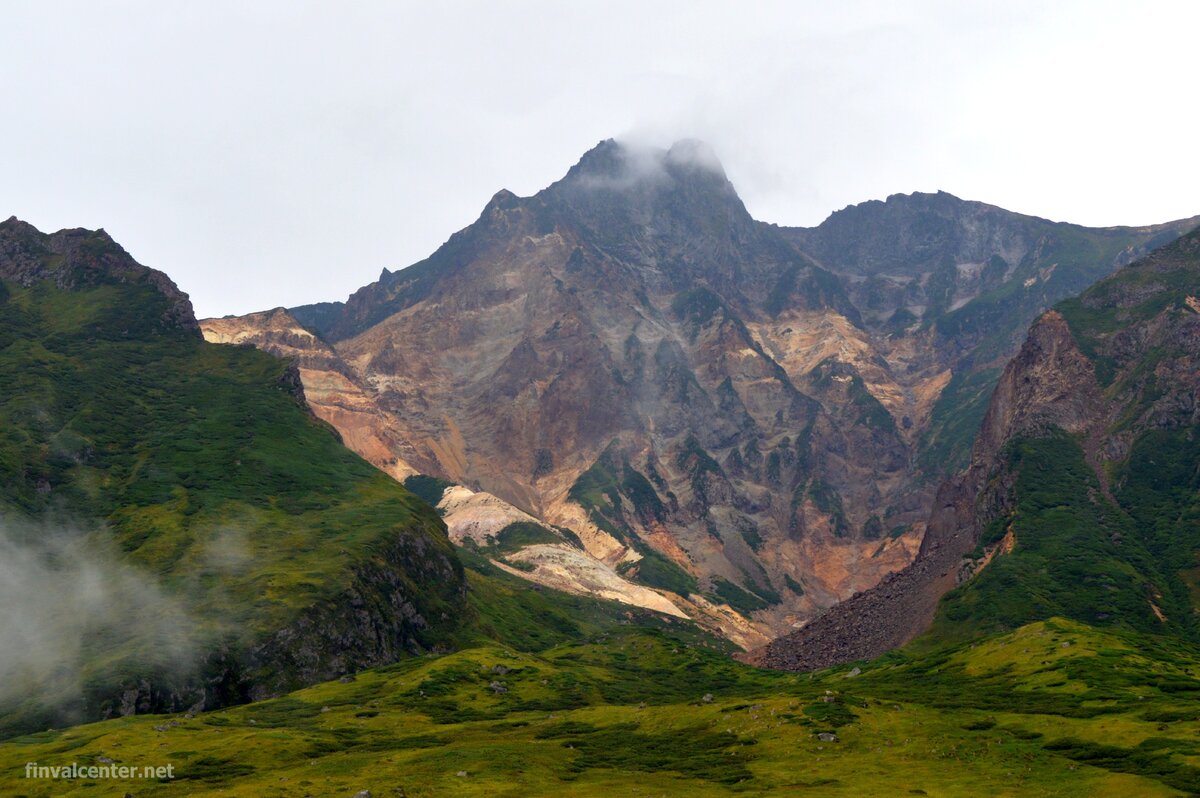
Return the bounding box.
[575,136,727,194]
[0,516,197,718]
[201,526,253,574]
[575,140,671,191]
[664,138,726,176]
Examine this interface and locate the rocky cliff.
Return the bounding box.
[754,227,1200,669]
[206,140,1197,643]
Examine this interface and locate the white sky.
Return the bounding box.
[2,0,1197,317]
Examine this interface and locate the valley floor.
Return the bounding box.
[1,620,1198,797]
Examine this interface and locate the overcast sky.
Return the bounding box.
[2,1,1198,318]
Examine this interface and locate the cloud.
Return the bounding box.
[0,516,197,722]
[570,137,727,194]
[0,1,1197,316]
[200,526,253,574]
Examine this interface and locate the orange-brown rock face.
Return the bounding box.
[754,227,1200,669]
[202,309,422,482]
[203,141,1198,644]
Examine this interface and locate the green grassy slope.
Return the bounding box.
[929,433,1197,645]
[1,618,1196,797]
[0,226,466,735]
[927,230,1200,646]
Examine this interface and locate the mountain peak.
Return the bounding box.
[483,187,522,214]
[665,138,726,177]
[559,137,728,191]
[0,219,198,333]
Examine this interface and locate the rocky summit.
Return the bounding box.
[203,139,1198,645]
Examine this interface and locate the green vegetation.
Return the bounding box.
[671,286,727,329]
[914,225,1193,478]
[809,357,895,433]
[568,444,697,595]
[932,225,1134,355]
[918,366,1002,473]
[802,478,850,537]
[0,262,465,734]
[403,474,456,509]
[2,618,1196,796]
[1059,230,1200,386]
[929,432,1195,644]
[675,433,725,507]
[739,523,764,551]
[884,306,918,334]
[762,261,857,320]
[708,578,769,617]
[6,225,1199,795]
[457,550,713,654]
[566,444,628,540]
[847,374,896,433]
[484,522,562,554]
[617,550,698,595]
[928,230,1200,646]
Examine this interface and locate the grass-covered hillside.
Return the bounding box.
[1,617,1198,797]
[928,229,1200,646]
[0,220,466,735]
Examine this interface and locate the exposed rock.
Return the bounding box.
[753,228,1200,670]
[1,217,199,333]
[438,485,555,546]
[206,141,1197,643]
[200,309,421,483]
[492,544,687,621]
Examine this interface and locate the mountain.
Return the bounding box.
[214,140,931,641]
[209,140,1197,644]
[774,190,1199,472]
[6,159,1200,796]
[756,226,1200,669]
[0,219,466,735]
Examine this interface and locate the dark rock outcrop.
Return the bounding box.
[0,216,198,333]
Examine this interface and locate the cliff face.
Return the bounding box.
[208,140,1197,642]
[754,228,1200,669]
[214,142,933,639]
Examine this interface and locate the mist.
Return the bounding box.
[573,138,728,194]
[0,517,197,720]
